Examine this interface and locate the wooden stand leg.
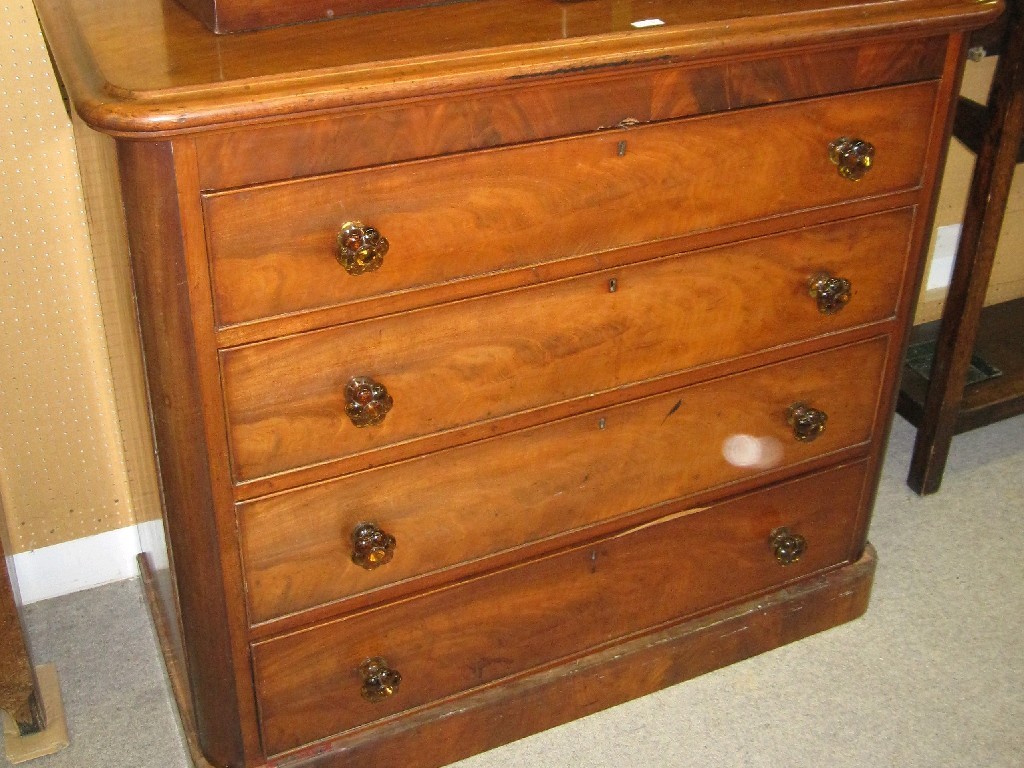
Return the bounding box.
[1,665,70,765]
[0,497,69,761]
[908,3,1024,494]
[0,515,45,736]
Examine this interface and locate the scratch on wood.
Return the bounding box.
[718,626,751,639]
[607,504,711,540]
[663,399,683,423]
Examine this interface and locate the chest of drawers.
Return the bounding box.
[36,0,1001,766]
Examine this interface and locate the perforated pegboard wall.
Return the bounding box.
[0,0,136,552]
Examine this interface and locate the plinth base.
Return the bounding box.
[142,546,876,768]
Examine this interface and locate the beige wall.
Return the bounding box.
[0,19,1021,555]
[0,2,154,554]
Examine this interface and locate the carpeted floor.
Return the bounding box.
[3,413,1022,768]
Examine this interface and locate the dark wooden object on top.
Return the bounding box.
[175,0,464,35]
[899,0,1024,495]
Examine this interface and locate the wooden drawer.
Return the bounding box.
[239,336,888,625]
[252,460,870,757]
[204,82,937,328]
[221,209,912,483]
[194,37,947,190]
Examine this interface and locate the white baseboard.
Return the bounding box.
[11,524,146,604]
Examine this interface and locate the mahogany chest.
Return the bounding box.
[35,1,1001,766]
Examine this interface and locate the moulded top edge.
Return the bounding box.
[34,0,1004,136]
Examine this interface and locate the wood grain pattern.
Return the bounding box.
[269,544,876,768]
[728,35,947,107]
[206,83,935,329]
[221,209,914,483]
[239,336,888,626]
[195,35,945,189]
[34,1,998,766]
[195,64,729,190]
[252,461,870,756]
[33,0,1000,135]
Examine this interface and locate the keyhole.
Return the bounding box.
[617,140,627,157]
[608,278,618,293]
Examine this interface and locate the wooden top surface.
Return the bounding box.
[35,0,1002,134]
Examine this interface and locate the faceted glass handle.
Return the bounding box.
[808,272,852,315]
[769,527,807,566]
[337,221,389,275]
[828,137,875,181]
[345,376,393,428]
[359,657,401,702]
[787,402,828,442]
[351,523,396,570]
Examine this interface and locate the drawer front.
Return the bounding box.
[205,82,936,327]
[240,336,888,625]
[252,461,870,756]
[195,37,945,190]
[222,209,912,483]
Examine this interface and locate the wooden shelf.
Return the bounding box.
[898,296,1024,433]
